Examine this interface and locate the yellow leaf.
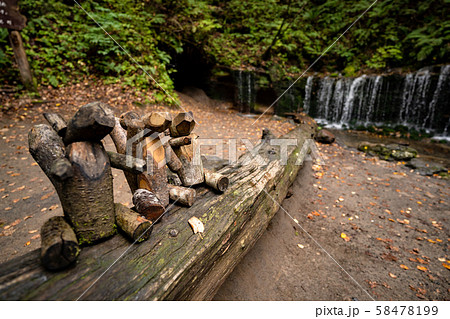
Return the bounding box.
[400,264,409,270]
[24,241,30,246]
[297,244,304,249]
[417,266,428,272]
[443,263,450,270]
[341,232,347,239]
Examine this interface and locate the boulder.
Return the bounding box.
[315,129,335,144]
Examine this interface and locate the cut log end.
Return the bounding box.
[50,158,73,181]
[40,216,80,271]
[169,112,195,137]
[132,189,165,221]
[115,203,153,242]
[64,102,115,144]
[204,171,229,192]
[142,112,172,132]
[168,185,196,207]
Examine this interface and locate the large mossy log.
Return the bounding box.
[0,124,312,300]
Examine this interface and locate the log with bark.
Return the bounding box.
[114,203,153,242]
[172,134,204,186]
[43,113,67,137]
[40,216,80,271]
[0,123,312,300]
[64,102,115,144]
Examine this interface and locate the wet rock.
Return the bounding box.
[315,129,335,144]
[405,158,446,176]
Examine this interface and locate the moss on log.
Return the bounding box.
[0,124,312,300]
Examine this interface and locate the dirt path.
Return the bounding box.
[0,83,294,263]
[215,140,450,301]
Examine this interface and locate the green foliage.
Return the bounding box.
[1,0,448,96]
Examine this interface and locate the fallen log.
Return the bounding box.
[0,123,312,300]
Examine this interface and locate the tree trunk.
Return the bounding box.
[40,216,80,271]
[62,142,116,244]
[0,124,313,301]
[8,30,36,92]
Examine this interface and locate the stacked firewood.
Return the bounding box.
[115,110,229,222]
[28,102,229,271]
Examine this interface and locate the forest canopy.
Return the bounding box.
[1,0,449,103]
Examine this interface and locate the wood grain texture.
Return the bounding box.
[0,124,312,300]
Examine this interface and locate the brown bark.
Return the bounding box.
[115,203,153,242]
[8,30,36,92]
[49,158,73,182]
[173,134,204,186]
[43,113,67,137]
[40,216,80,271]
[142,112,172,132]
[108,116,139,193]
[64,102,115,144]
[164,143,182,172]
[140,135,169,207]
[132,189,165,221]
[168,185,196,207]
[169,112,195,137]
[204,170,229,192]
[107,151,146,174]
[168,136,192,148]
[63,142,116,244]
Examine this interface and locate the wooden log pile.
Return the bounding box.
[27,102,229,271]
[0,121,313,300]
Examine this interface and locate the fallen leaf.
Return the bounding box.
[442,263,450,270]
[297,244,304,249]
[31,234,40,240]
[49,204,59,211]
[389,273,397,278]
[417,266,428,272]
[24,241,30,246]
[23,215,32,220]
[28,230,38,234]
[400,264,409,270]
[41,191,55,201]
[188,216,204,234]
[340,232,350,242]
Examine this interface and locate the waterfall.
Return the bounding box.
[316,77,334,120]
[297,65,449,133]
[365,76,382,123]
[399,70,431,126]
[303,76,313,113]
[247,71,252,109]
[423,65,450,128]
[340,75,366,124]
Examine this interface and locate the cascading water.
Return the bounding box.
[302,65,450,134]
[340,75,366,124]
[234,69,254,113]
[303,76,313,113]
